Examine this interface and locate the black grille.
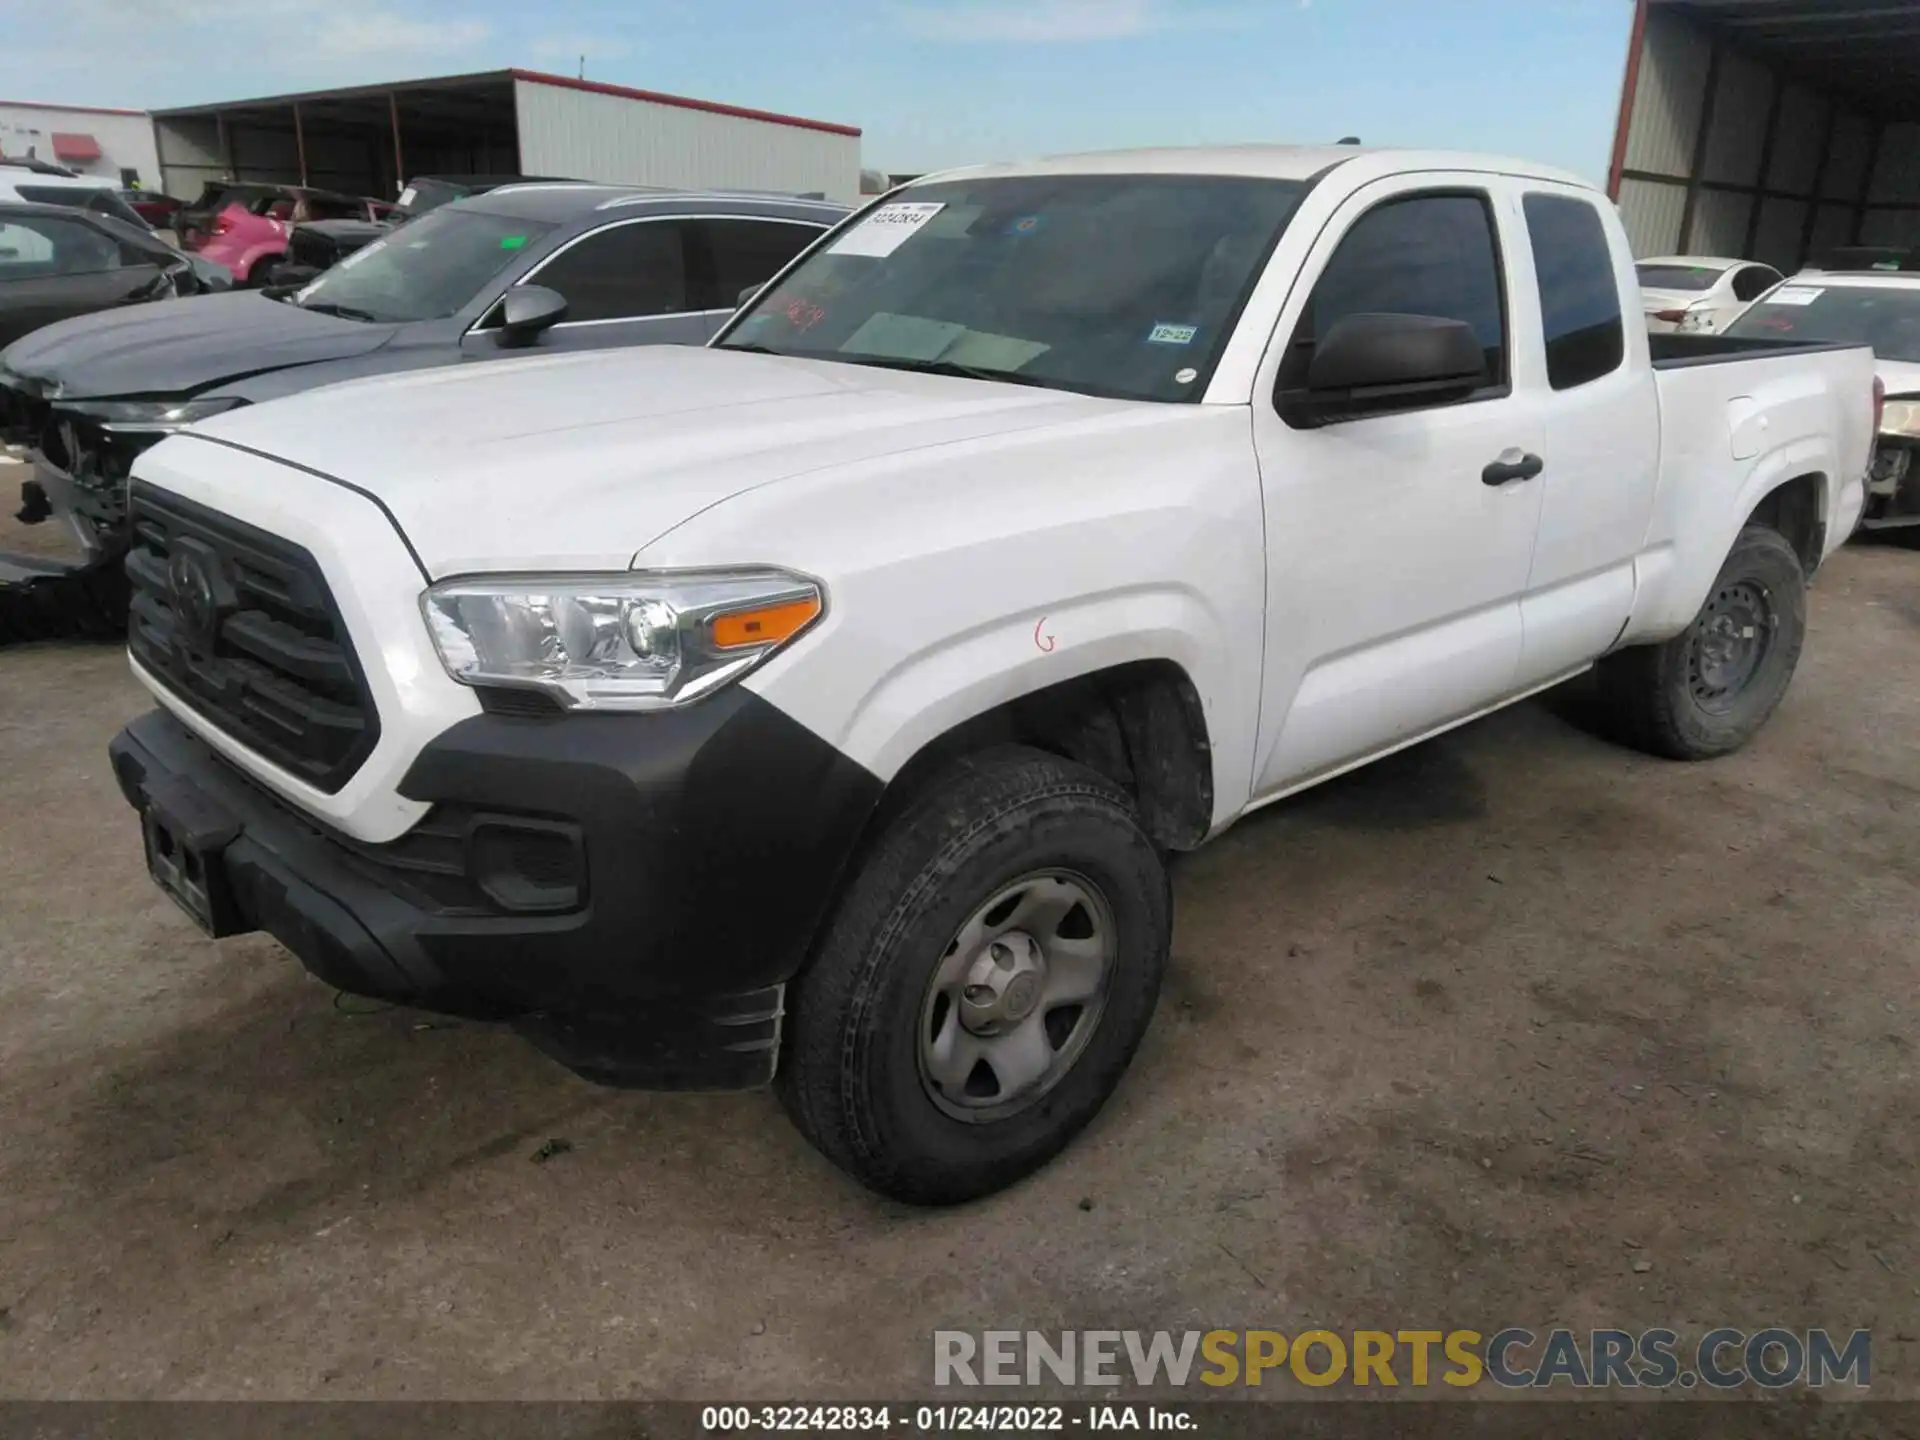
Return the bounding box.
[126,483,379,794]
[287,226,340,270]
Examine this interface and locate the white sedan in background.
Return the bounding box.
[1637,255,1784,333]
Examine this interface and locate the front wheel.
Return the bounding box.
[1595,524,1808,760]
[778,747,1171,1205]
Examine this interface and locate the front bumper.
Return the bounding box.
[109,694,882,1090]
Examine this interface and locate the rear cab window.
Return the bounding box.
[1522,192,1625,390]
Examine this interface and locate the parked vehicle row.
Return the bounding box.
[0,183,847,637]
[1635,254,1784,334]
[85,144,1877,1204]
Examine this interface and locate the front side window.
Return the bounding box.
[693,218,824,310]
[1523,192,1625,391]
[1281,191,1508,397]
[529,220,690,322]
[1726,281,1920,362]
[291,206,556,324]
[717,173,1308,403]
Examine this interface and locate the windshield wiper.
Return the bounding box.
[833,356,1068,391]
[299,300,384,323]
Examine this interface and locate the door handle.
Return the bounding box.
[1482,452,1545,486]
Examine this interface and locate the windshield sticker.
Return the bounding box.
[499,235,529,250]
[1004,215,1045,237]
[1174,367,1199,385]
[1768,286,1823,306]
[828,202,947,258]
[1148,323,1199,346]
[843,312,968,361]
[396,186,418,208]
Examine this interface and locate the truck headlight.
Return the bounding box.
[422,569,825,711]
[61,396,247,434]
[1881,398,1920,439]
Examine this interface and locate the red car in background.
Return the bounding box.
[118,190,183,229]
[190,186,394,285]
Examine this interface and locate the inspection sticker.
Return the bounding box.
[1148,322,1199,345]
[1767,286,1824,306]
[829,202,946,258]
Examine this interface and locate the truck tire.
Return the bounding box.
[778,747,1171,1204]
[1596,524,1806,760]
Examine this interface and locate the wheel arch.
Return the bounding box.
[856,658,1217,858]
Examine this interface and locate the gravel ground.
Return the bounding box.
[0,508,1915,1403]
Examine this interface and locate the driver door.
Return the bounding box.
[1248,175,1548,799]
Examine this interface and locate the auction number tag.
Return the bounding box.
[1768,286,1824,306]
[828,202,946,258]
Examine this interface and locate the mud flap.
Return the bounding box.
[0,549,130,647]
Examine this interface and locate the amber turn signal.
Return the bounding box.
[709,594,823,650]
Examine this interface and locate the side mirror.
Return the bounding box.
[494,284,569,348]
[737,283,763,308]
[1280,312,1487,426]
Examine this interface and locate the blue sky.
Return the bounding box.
[0,0,1636,184]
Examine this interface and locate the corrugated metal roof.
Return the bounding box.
[1655,1,1920,119]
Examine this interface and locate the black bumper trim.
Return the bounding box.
[109,691,883,1091]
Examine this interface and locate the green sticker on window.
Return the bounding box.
[500,235,528,250]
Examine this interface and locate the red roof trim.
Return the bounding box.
[508,69,860,138]
[0,98,147,117]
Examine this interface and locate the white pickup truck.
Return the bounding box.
[106,146,1878,1204]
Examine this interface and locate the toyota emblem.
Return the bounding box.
[167,549,220,646]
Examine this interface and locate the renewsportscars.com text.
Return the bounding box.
[933,1328,1872,1390]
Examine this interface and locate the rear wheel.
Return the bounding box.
[778,747,1170,1205]
[1595,524,1807,759]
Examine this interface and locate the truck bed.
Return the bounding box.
[1647,332,1866,369]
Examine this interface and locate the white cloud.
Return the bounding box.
[314,9,493,56]
[0,0,495,103]
[896,0,1252,43]
[529,34,634,66]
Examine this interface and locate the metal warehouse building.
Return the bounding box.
[1609,0,1920,271]
[148,70,862,205]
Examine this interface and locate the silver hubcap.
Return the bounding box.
[917,870,1117,1123]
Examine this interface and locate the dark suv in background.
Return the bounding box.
[0,183,849,640]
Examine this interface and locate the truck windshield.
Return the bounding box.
[291,207,555,324]
[715,173,1308,402]
[1726,282,1920,362]
[1636,263,1725,291]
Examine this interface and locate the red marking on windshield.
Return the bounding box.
[785,297,827,332]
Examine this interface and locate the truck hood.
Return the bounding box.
[179,344,1153,577]
[0,290,397,401]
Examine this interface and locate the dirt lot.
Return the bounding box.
[0,501,1915,1402]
